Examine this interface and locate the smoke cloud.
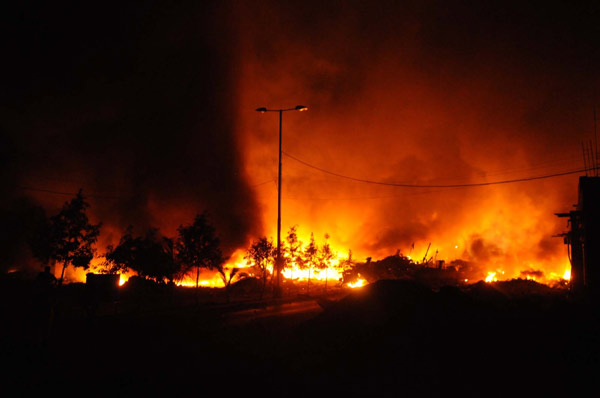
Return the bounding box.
[235,1,599,278]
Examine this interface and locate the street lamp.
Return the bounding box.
[256,105,308,298]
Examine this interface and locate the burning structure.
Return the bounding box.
[557,176,600,298]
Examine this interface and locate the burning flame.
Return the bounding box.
[347,277,366,288]
[176,278,224,288]
[485,272,497,283]
[67,225,576,291]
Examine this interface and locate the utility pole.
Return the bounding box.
[256,105,308,298]
[276,109,283,297]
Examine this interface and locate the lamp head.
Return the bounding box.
[295,105,308,111]
[256,107,268,113]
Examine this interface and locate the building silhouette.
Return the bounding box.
[557,176,600,298]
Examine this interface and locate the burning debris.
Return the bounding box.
[519,268,545,281]
[4,187,573,295]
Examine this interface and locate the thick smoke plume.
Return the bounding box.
[236,1,599,278]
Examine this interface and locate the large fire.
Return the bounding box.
[228,2,592,293]
[13,2,594,294]
[50,204,576,291]
[56,221,574,289]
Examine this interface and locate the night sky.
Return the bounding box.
[1,1,599,277]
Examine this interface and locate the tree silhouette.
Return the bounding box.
[41,191,101,285]
[317,233,334,292]
[105,227,180,283]
[303,233,318,295]
[245,236,274,300]
[176,213,224,291]
[284,225,302,283]
[104,227,136,275]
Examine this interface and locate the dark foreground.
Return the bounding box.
[3,278,600,397]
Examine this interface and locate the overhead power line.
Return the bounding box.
[16,186,123,200]
[282,151,587,188]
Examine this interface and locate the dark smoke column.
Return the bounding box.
[256,105,308,297]
[0,2,264,259]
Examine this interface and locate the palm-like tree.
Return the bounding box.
[217,266,247,303]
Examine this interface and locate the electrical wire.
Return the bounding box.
[13,152,590,200]
[282,151,588,188]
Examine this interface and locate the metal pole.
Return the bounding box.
[256,105,306,298]
[275,109,283,298]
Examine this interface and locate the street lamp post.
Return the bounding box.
[256,105,308,298]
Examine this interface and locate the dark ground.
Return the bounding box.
[2,276,599,397]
